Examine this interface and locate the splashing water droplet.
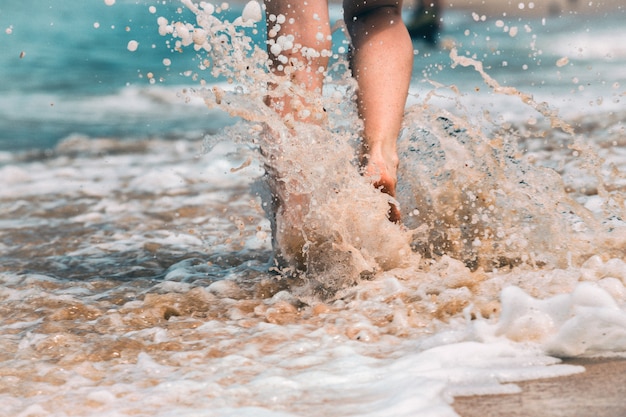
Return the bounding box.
[127,40,139,52]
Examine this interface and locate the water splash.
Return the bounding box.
[158,1,625,296]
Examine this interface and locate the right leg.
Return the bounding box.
[343,0,414,222]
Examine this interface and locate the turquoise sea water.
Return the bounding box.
[2,1,624,150]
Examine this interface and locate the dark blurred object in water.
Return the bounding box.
[407,0,441,45]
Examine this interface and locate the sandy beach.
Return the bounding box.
[454,358,626,417]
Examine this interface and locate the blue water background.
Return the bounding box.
[0,0,624,151]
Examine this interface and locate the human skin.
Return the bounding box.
[264,0,413,222]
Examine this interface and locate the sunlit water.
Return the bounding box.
[1,1,626,416]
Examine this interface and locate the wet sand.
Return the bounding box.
[453,358,626,417]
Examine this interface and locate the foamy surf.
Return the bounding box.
[1,115,626,416]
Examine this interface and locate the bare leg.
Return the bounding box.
[344,0,413,222]
[264,0,331,123]
[263,0,332,268]
[262,0,411,268]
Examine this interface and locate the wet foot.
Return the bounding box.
[265,164,310,271]
[274,191,309,268]
[363,146,401,223]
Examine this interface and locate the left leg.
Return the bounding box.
[264,0,331,123]
[263,0,332,268]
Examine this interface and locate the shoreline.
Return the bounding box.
[453,357,626,417]
[433,0,622,17]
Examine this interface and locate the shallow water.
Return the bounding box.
[1,1,626,416]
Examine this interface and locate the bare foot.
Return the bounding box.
[275,189,309,268]
[362,145,401,223]
[264,161,310,271]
